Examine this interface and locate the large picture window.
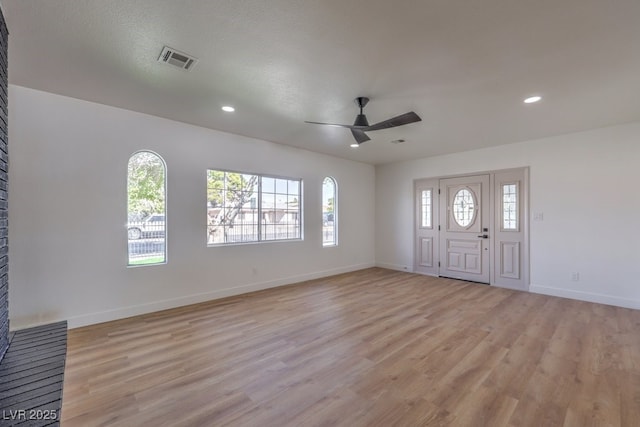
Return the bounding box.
[127,151,166,266]
[322,177,337,246]
[207,170,302,245]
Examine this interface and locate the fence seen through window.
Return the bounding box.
[207,170,302,245]
[322,177,337,246]
[127,151,166,266]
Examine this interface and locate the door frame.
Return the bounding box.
[413,167,530,290]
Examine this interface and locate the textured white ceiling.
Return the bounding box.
[4,0,640,164]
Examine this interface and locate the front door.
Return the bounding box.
[439,174,490,283]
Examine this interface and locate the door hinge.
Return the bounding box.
[438,225,441,231]
[438,188,441,194]
[438,261,441,267]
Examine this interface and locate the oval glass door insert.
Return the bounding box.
[452,188,476,227]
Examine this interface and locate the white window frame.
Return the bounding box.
[419,188,433,229]
[207,169,303,246]
[127,150,167,267]
[322,177,338,247]
[501,181,520,232]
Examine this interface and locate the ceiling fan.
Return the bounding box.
[305,97,421,146]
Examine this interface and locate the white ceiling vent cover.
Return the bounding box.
[158,46,198,71]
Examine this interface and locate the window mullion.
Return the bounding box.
[257,177,262,242]
[207,170,301,245]
[223,172,227,243]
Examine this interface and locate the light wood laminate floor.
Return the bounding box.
[62,268,640,426]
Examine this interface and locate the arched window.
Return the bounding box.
[322,177,337,246]
[127,151,166,266]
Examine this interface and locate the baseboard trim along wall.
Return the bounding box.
[14,266,638,330]
[530,284,640,310]
[374,266,640,310]
[375,262,413,273]
[11,262,376,330]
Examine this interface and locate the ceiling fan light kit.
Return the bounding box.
[306,97,422,146]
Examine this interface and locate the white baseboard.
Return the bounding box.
[10,262,376,330]
[15,266,637,331]
[491,282,529,292]
[530,284,640,310]
[375,262,413,273]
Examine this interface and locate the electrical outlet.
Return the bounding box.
[570,272,579,281]
[533,212,544,221]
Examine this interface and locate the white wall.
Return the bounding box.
[376,122,640,309]
[10,84,640,330]
[8,85,375,328]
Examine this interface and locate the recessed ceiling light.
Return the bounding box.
[222,106,235,112]
[350,143,359,148]
[524,96,542,104]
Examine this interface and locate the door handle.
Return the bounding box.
[477,234,489,239]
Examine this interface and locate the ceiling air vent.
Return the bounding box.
[158,46,198,71]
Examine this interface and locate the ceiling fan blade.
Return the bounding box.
[365,112,422,132]
[351,129,370,144]
[304,120,355,129]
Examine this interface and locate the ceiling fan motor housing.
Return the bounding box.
[353,114,369,127]
[353,97,370,127]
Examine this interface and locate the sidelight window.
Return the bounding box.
[502,183,518,230]
[420,189,433,228]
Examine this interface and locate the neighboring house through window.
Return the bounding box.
[207,169,302,245]
[127,151,167,266]
[322,177,337,246]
